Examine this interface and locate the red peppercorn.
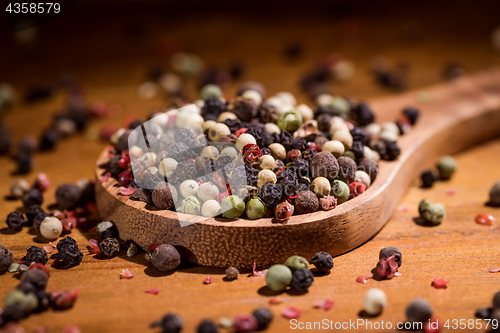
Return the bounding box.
[117,151,130,169]
[234,128,248,137]
[242,144,261,164]
[233,314,259,333]
[33,173,50,192]
[117,170,133,187]
[349,182,366,199]
[475,213,495,226]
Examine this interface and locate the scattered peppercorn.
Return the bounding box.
[290,268,314,293]
[402,107,420,125]
[489,181,500,207]
[265,264,292,292]
[418,199,446,225]
[39,216,63,240]
[152,183,178,210]
[55,184,82,210]
[379,246,402,267]
[436,155,457,180]
[99,238,120,257]
[6,211,26,231]
[150,244,181,271]
[197,319,219,333]
[96,221,119,239]
[16,153,33,174]
[406,298,432,323]
[420,170,436,188]
[252,307,274,330]
[22,189,44,208]
[60,245,83,266]
[25,205,44,227]
[284,255,309,274]
[39,129,59,151]
[225,266,240,281]
[364,288,387,316]
[0,244,14,272]
[26,246,48,266]
[151,313,183,333]
[233,314,259,333]
[310,151,339,181]
[311,252,334,273]
[33,212,49,231]
[19,268,49,291]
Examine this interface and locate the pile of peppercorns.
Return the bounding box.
[0,241,79,327]
[105,82,416,222]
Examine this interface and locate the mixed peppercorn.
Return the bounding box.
[103,82,414,222]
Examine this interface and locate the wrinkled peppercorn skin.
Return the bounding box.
[26,246,48,266]
[290,268,314,293]
[311,252,334,273]
[99,238,120,257]
[60,245,83,266]
[6,211,26,231]
[0,244,14,272]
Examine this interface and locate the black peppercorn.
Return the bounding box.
[371,140,387,158]
[379,246,402,267]
[0,123,12,156]
[222,119,241,133]
[258,103,278,123]
[16,153,33,174]
[19,268,48,291]
[311,252,334,273]
[96,221,119,239]
[493,291,500,309]
[291,137,308,151]
[350,141,364,160]
[0,244,14,272]
[33,212,49,231]
[402,107,420,126]
[302,148,317,162]
[34,290,51,312]
[99,238,120,257]
[290,268,314,293]
[197,319,219,333]
[6,211,26,231]
[22,189,44,208]
[384,141,401,161]
[252,307,274,330]
[351,103,375,126]
[420,170,436,188]
[55,184,82,210]
[350,128,368,145]
[280,175,298,198]
[130,188,153,204]
[260,183,283,207]
[1,305,24,323]
[56,236,77,253]
[60,244,83,266]
[279,130,293,151]
[475,307,492,319]
[39,129,59,151]
[202,98,226,118]
[174,160,197,182]
[106,155,123,178]
[228,97,257,122]
[151,313,183,333]
[406,298,432,323]
[316,114,332,132]
[25,205,44,227]
[26,246,48,266]
[260,147,271,156]
[174,127,196,148]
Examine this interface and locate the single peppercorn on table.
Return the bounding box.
[2,3,500,331]
[95,68,500,268]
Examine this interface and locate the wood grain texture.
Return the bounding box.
[1,2,500,332]
[95,68,500,268]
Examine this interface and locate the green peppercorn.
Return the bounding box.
[436,155,457,180]
[245,197,267,220]
[284,255,309,273]
[265,264,292,292]
[221,195,245,219]
[180,196,202,215]
[4,290,38,315]
[418,199,446,225]
[200,84,223,101]
[331,180,349,204]
[277,110,303,132]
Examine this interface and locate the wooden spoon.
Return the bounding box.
[95,68,500,268]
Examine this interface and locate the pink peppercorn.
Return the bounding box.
[34,173,50,192]
[233,314,259,332]
[349,182,366,199]
[117,170,133,187]
[117,151,130,169]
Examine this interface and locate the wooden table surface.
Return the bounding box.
[1,2,500,332]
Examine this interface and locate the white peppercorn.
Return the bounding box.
[332,130,353,150]
[39,216,63,240]
[276,92,296,106]
[235,133,257,152]
[220,147,239,160]
[201,200,222,217]
[179,180,199,198]
[257,170,277,188]
[296,104,313,122]
[217,112,238,123]
[158,158,178,178]
[208,123,231,142]
[259,155,276,171]
[10,179,30,199]
[379,130,398,143]
[265,123,281,135]
[322,140,345,157]
[200,146,219,160]
[241,90,262,105]
[354,170,371,188]
[364,288,387,316]
[365,123,381,136]
[329,117,349,137]
[202,120,217,134]
[311,177,331,197]
[269,143,286,161]
[197,183,219,202]
[316,94,333,106]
